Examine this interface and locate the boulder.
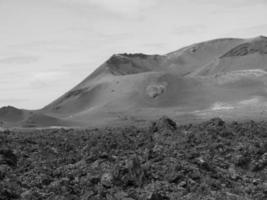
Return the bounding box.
[0,149,17,167]
[150,116,177,133]
[101,172,113,188]
[147,192,170,200]
[207,117,225,127]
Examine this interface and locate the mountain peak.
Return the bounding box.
[0,106,24,123]
[0,106,20,112]
[106,53,159,65]
[103,53,162,76]
[116,53,152,58]
[256,35,267,40]
[220,36,267,58]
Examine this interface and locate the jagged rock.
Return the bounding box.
[206,117,225,127]
[101,172,113,188]
[150,116,177,132]
[225,192,242,200]
[262,182,267,195]
[114,191,135,200]
[0,188,19,200]
[87,174,100,185]
[1,119,267,199]
[251,152,267,171]
[234,153,250,168]
[195,157,215,173]
[113,155,146,187]
[0,149,17,167]
[81,191,95,200]
[147,192,170,200]
[228,165,239,180]
[21,190,33,199]
[146,83,167,98]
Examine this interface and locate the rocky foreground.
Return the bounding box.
[1,117,267,200]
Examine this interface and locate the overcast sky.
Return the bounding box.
[0,0,267,109]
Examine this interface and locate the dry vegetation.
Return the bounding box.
[1,117,267,200]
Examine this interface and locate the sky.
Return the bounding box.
[0,0,267,109]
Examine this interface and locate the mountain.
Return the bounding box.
[0,106,32,127]
[0,106,25,122]
[1,36,267,127]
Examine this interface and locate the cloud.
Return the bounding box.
[0,98,26,103]
[0,56,39,64]
[62,62,93,70]
[29,71,70,89]
[235,24,267,36]
[0,98,27,105]
[142,43,166,49]
[8,35,129,52]
[8,40,85,52]
[173,25,206,35]
[186,0,267,7]
[89,0,154,14]
[57,0,157,16]
[97,32,130,41]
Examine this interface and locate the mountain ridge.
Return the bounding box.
[1,36,267,128]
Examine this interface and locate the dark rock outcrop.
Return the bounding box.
[149,116,177,133]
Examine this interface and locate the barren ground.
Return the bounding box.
[1,117,267,200]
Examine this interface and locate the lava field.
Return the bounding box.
[1,117,267,200]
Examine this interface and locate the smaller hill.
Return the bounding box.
[0,106,25,122]
[191,36,267,77]
[221,36,267,58]
[90,53,164,77]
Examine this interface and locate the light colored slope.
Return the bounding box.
[42,38,245,116]
[165,38,244,75]
[44,71,211,119]
[193,53,267,76]
[78,53,165,80]
[191,36,267,76]
[28,36,267,127]
[63,72,211,125]
[42,72,150,117]
[211,69,267,84]
[42,53,165,115]
[20,113,74,128]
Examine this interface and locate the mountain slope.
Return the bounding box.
[42,37,246,115]
[0,106,34,127]
[191,36,267,76]
[0,106,25,122]
[1,36,267,127]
